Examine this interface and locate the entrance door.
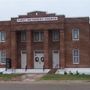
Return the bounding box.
[52,50,59,68]
[21,50,27,69]
[34,51,44,69]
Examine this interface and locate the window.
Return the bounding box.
[72,28,79,41]
[0,32,6,42]
[52,31,59,41]
[0,50,6,64]
[33,31,44,42]
[21,31,26,42]
[72,49,79,64]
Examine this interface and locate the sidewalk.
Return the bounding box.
[0,79,90,85]
[21,73,45,81]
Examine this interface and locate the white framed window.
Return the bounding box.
[52,31,59,41]
[0,32,6,42]
[21,31,26,42]
[72,49,79,64]
[0,50,6,64]
[33,31,44,42]
[72,28,79,41]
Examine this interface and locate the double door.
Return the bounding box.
[34,51,44,69]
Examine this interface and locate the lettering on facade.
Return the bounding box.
[17,17,58,22]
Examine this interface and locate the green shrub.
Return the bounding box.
[76,71,79,75]
[82,73,85,75]
[64,71,67,75]
[69,71,73,75]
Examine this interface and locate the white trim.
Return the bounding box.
[72,28,79,41]
[21,50,27,69]
[0,50,6,64]
[1,69,50,74]
[34,50,44,69]
[72,49,80,64]
[56,68,90,75]
[17,17,58,22]
[0,32,6,42]
[52,50,60,68]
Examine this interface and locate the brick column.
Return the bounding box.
[44,30,50,69]
[60,30,65,69]
[6,31,11,59]
[11,31,17,68]
[26,30,33,68]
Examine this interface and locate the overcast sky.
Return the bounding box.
[0,0,90,21]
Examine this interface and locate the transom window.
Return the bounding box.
[0,50,6,64]
[0,32,6,42]
[33,31,44,42]
[21,31,26,42]
[72,49,79,64]
[72,28,79,41]
[52,31,59,41]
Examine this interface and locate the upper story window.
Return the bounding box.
[33,31,44,42]
[21,31,26,42]
[72,28,79,41]
[52,31,59,41]
[72,49,80,64]
[0,50,6,64]
[0,32,6,42]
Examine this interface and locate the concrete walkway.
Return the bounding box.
[0,79,90,85]
[21,73,45,82]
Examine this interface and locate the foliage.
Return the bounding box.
[0,74,22,81]
[69,71,73,75]
[41,74,90,80]
[75,71,79,75]
[64,71,67,75]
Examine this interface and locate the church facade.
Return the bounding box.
[0,11,89,69]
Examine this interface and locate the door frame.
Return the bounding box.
[34,50,44,69]
[52,50,60,69]
[21,50,27,69]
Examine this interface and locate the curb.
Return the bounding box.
[0,80,90,84]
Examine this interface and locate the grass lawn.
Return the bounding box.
[0,74,22,81]
[41,74,90,80]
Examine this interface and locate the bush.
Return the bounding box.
[64,71,67,75]
[69,71,73,75]
[82,73,85,75]
[76,71,79,75]
[0,72,3,74]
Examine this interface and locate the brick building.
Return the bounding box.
[0,11,89,70]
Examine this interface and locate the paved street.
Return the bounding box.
[0,81,90,90]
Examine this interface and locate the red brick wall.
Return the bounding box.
[0,12,90,69]
[65,17,90,68]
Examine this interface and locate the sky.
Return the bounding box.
[0,0,90,21]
